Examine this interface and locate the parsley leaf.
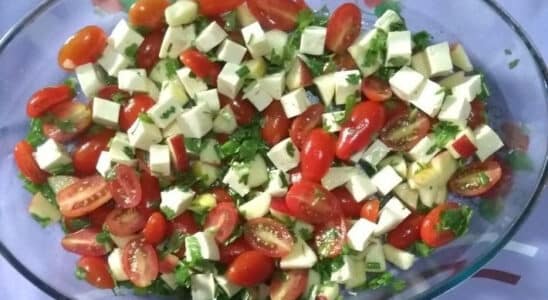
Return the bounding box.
[26,118,47,147]
[75,267,87,280]
[20,175,57,207]
[138,112,154,124]
[300,54,336,77]
[346,73,361,85]
[412,31,432,52]
[63,77,78,94]
[161,206,177,220]
[286,142,296,157]
[438,205,473,237]
[478,73,491,101]
[505,150,533,171]
[375,66,399,81]
[312,256,345,282]
[222,11,238,32]
[374,0,402,17]
[219,118,267,162]
[164,57,181,79]
[508,59,520,69]
[430,121,460,152]
[411,241,433,257]
[236,65,251,78]
[363,31,387,68]
[365,272,407,293]
[31,213,52,228]
[184,137,204,154]
[157,230,186,258]
[48,163,75,176]
[111,91,130,103]
[344,94,359,121]
[124,43,139,61]
[95,229,113,246]
[160,106,177,119]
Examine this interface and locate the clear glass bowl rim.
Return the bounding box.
[0,0,546,299]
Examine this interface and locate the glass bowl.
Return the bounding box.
[0,0,546,299]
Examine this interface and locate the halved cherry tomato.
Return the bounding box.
[360,198,380,223]
[204,202,239,244]
[122,239,159,287]
[244,217,294,257]
[313,217,347,258]
[219,94,257,125]
[26,85,73,118]
[58,175,112,218]
[136,30,163,71]
[58,26,107,70]
[332,187,361,218]
[220,238,252,265]
[386,213,425,250]
[73,129,115,176]
[270,197,293,216]
[198,0,244,16]
[171,211,201,235]
[13,140,47,184]
[289,104,324,149]
[379,108,431,152]
[158,253,179,273]
[61,228,110,256]
[336,101,386,160]
[420,202,460,248]
[62,217,91,233]
[468,99,486,129]
[226,250,275,287]
[262,101,291,146]
[142,212,168,245]
[212,187,234,203]
[270,269,309,300]
[362,76,393,102]
[138,171,161,220]
[107,164,142,208]
[88,202,115,228]
[449,160,502,197]
[120,95,156,131]
[97,85,131,102]
[105,208,147,236]
[247,0,307,31]
[77,257,115,289]
[42,101,92,143]
[179,49,221,86]
[334,52,358,71]
[301,129,336,182]
[383,99,409,120]
[128,0,170,31]
[286,180,342,224]
[325,3,361,54]
[483,159,513,199]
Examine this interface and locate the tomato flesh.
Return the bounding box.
[128,0,170,31]
[290,104,324,149]
[212,188,234,203]
[58,26,107,70]
[105,208,147,236]
[262,101,291,146]
[226,250,275,287]
[220,238,252,265]
[244,217,294,258]
[171,211,201,235]
[61,228,110,256]
[325,3,362,54]
[27,85,73,118]
[42,101,92,143]
[77,257,115,289]
[204,202,239,244]
[286,180,341,224]
[380,108,431,151]
[122,239,159,287]
[270,269,309,300]
[58,175,112,218]
[387,213,425,250]
[120,95,156,131]
[247,0,307,31]
[360,198,380,223]
[313,217,347,258]
[13,140,47,184]
[219,94,257,125]
[332,187,362,219]
[107,164,142,208]
[468,99,486,129]
[449,160,502,197]
[362,76,393,102]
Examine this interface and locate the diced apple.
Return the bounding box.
[28,192,61,226]
[430,151,458,183]
[192,161,220,186]
[286,58,313,91]
[167,135,189,172]
[243,57,266,79]
[450,43,473,72]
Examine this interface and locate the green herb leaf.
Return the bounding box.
[31,213,52,227]
[375,66,399,82]
[161,106,177,119]
[346,73,361,85]
[75,266,87,280]
[26,118,47,147]
[123,146,135,158]
[438,205,473,237]
[65,218,91,232]
[478,197,504,222]
[95,229,113,246]
[312,256,345,282]
[157,230,186,258]
[478,73,491,101]
[508,59,520,69]
[111,91,130,103]
[285,142,296,158]
[362,31,387,68]
[138,112,154,124]
[20,175,58,207]
[175,262,192,288]
[431,121,460,151]
[374,0,402,17]
[161,206,177,220]
[185,236,202,263]
[506,150,533,171]
[236,65,251,78]
[164,57,181,79]
[124,43,139,60]
[63,77,78,94]
[48,163,75,176]
[301,54,336,77]
[356,271,407,293]
[477,172,490,185]
[412,31,432,52]
[411,241,433,257]
[222,11,238,32]
[219,118,267,162]
[184,137,204,154]
[344,94,359,121]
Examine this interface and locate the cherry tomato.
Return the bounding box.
[301,129,336,182]
[212,187,234,203]
[468,99,486,129]
[337,101,386,160]
[325,3,361,54]
[270,197,293,216]
[42,101,92,143]
[122,239,159,287]
[449,160,503,197]
[362,76,393,102]
[198,0,244,16]
[97,85,131,102]
[58,175,112,218]
[483,159,513,199]
[179,49,221,86]
[26,85,73,118]
[158,254,179,273]
[226,250,275,287]
[13,140,47,184]
[332,187,361,218]
[219,94,257,125]
[128,0,170,31]
[73,129,115,176]
[386,213,425,250]
[383,99,409,120]
[138,169,161,218]
[313,217,347,258]
[120,95,156,131]
[142,212,168,245]
[136,30,163,71]
[77,257,115,289]
[360,198,380,223]
[107,164,142,208]
[88,202,115,228]
[105,208,147,236]
[379,107,430,152]
[62,217,91,233]
[270,269,309,300]
[286,181,341,224]
[262,101,291,146]
[289,104,324,149]
[58,26,107,70]
[204,202,239,244]
[334,52,358,71]
[247,0,307,31]
[171,211,200,235]
[220,238,252,265]
[420,202,460,248]
[244,217,294,257]
[61,228,110,256]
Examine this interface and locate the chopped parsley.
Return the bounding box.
[412,31,432,52]
[48,163,75,176]
[236,65,251,78]
[123,146,135,158]
[194,16,210,34]
[157,230,186,258]
[344,94,359,121]
[279,172,289,188]
[63,77,78,94]
[389,21,407,31]
[20,175,57,207]
[175,262,192,288]
[505,150,533,171]
[185,137,205,154]
[138,112,154,124]
[478,73,491,101]
[124,43,139,61]
[438,205,473,237]
[31,213,51,228]
[219,118,267,162]
[222,11,238,32]
[286,142,296,157]
[477,172,490,186]
[411,241,433,257]
[508,58,520,69]
[62,218,90,233]
[363,31,387,68]
[185,236,202,263]
[359,271,407,293]
[164,57,181,79]
[300,54,336,77]
[366,262,382,270]
[75,267,87,280]
[111,91,130,103]
[375,66,399,82]
[429,121,461,153]
[160,106,177,119]
[346,73,361,85]
[313,256,345,281]
[95,229,112,246]
[161,206,177,220]
[26,118,47,147]
[374,0,402,17]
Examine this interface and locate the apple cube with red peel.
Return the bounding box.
[446,128,477,158]
[167,134,189,172]
[285,58,313,91]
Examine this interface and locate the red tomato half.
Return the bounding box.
[58,175,112,218]
[42,101,92,143]
[270,269,309,300]
[58,26,107,70]
[219,94,257,125]
[73,129,115,176]
[325,3,362,54]
[244,218,294,257]
[61,228,110,256]
[171,211,201,235]
[77,257,115,289]
[289,104,324,149]
[380,108,431,151]
[128,0,170,31]
[420,203,460,248]
[204,202,239,244]
[179,49,221,86]
[142,212,168,245]
[220,238,252,265]
[226,250,275,287]
[449,160,503,197]
[286,181,341,224]
[247,0,307,31]
[332,187,362,219]
[26,85,73,117]
[362,76,393,102]
[120,95,156,131]
[139,168,161,216]
[107,164,142,208]
[105,208,147,236]
[334,52,358,71]
[313,217,347,258]
[386,213,425,250]
[198,0,244,16]
[136,30,163,71]
[13,140,47,184]
[262,101,291,146]
[88,202,114,228]
[122,239,159,287]
[97,85,131,102]
[301,129,336,182]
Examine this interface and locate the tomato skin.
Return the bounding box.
[449,160,503,197]
[97,85,131,102]
[43,101,92,143]
[179,49,221,86]
[198,0,244,16]
[204,202,240,244]
[129,0,170,31]
[212,187,234,203]
[136,30,163,71]
[325,3,362,54]
[313,217,347,258]
[244,218,294,258]
[270,269,309,300]
[289,104,324,149]
[387,213,425,250]
[219,94,257,126]
[171,211,201,235]
[468,99,486,129]
[26,85,73,117]
[262,101,291,146]
[420,203,459,248]
[362,76,393,102]
[58,25,107,70]
[73,129,115,176]
[226,250,275,287]
[247,0,307,31]
[270,197,293,216]
[220,238,252,265]
[142,212,168,245]
[105,208,147,236]
[380,108,431,151]
[332,187,361,219]
[334,52,358,71]
[61,228,110,256]
[107,164,142,208]
[286,180,342,224]
[13,140,47,184]
[122,239,159,287]
[301,129,336,182]
[360,198,380,223]
[88,202,115,228]
[77,257,115,289]
[58,175,112,218]
[120,95,156,131]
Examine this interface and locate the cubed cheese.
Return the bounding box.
[374,9,404,32]
[408,134,439,163]
[361,140,391,166]
[186,232,219,261]
[348,29,384,76]
[385,31,412,67]
[411,51,431,78]
[159,25,195,59]
[375,197,411,235]
[334,70,361,105]
[314,73,336,106]
[408,80,445,117]
[244,82,273,111]
[321,167,355,191]
[345,170,377,202]
[195,89,221,112]
[215,275,241,298]
[389,66,425,100]
[128,118,163,150]
[118,69,149,93]
[177,103,213,138]
[33,139,71,173]
[347,218,377,251]
[147,98,182,129]
[161,187,195,219]
[241,22,270,58]
[217,63,244,99]
[159,79,189,105]
[92,97,120,128]
[437,95,471,125]
[438,71,467,89]
[265,29,288,59]
[452,75,482,102]
[265,169,289,197]
[96,151,113,177]
[267,138,300,172]
[75,63,104,98]
[474,125,504,161]
[239,192,272,220]
[165,0,198,26]
[163,119,183,138]
[223,164,251,196]
[371,165,403,195]
[191,273,216,300]
[383,244,416,270]
[213,106,238,134]
[108,249,128,281]
[108,19,144,52]
[365,238,386,272]
[98,45,131,77]
[280,88,310,118]
[259,72,285,99]
[450,43,473,72]
[322,111,345,133]
[149,144,171,176]
[299,26,326,56]
[280,238,318,269]
[425,42,453,77]
[446,128,477,159]
[217,39,247,64]
[195,22,227,52]
[109,132,136,166]
[176,67,208,98]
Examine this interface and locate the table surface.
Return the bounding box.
[0,1,546,299]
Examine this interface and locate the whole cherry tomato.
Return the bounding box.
[26,85,73,118]
[325,3,362,54]
[301,129,336,182]
[262,101,291,146]
[58,26,107,70]
[129,0,170,31]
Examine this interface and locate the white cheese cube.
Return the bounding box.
[160,187,195,219]
[374,9,404,32]
[147,98,182,129]
[383,244,416,270]
[314,73,336,106]
[347,218,377,251]
[177,103,213,138]
[348,29,384,76]
[108,132,136,166]
[159,79,189,105]
[195,89,221,112]
[265,29,288,59]
[159,25,195,59]
[118,69,149,93]
[108,249,128,281]
[474,125,504,161]
[408,80,445,117]
[345,170,377,202]
[425,42,453,77]
[213,106,238,134]
[362,140,391,166]
[176,67,208,98]
[375,197,411,235]
[446,128,477,159]
[265,170,289,197]
[437,95,471,126]
[438,71,467,89]
[217,39,247,64]
[321,167,355,191]
[127,118,163,150]
[371,166,403,195]
[217,63,244,99]
[149,144,171,177]
[108,19,144,53]
[267,138,300,172]
[408,134,439,163]
[98,45,131,77]
[322,111,345,133]
[96,151,113,177]
[162,119,183,138]
[215,275,241,298]
[161,273,178,290]
[452,75,482,102]
[222,164,251,196]
[335,70,361,105]
[280,238,318,269]
[364,238,386,272]
[191,273,216,300]
[385,31,412,67]
[186,231,219,261]
[450,43,473,72]
[75,63,104,98]
[239,192,272,220]
[244,82,273,111]
[299,26,326,56]
[92,97,120,128]
[165,0,197,26]
[195,22,227,53]
[33,139,71,173]
[389,66,425,100]
[411,51,431,78]
[259,72,285,99]
[280,88,311,118]
[379,154,407,178]
[241,22,270,58]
